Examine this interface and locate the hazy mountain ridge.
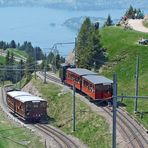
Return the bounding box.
[0,0,148,10]
[63,16,119,31]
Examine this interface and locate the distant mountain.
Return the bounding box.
[63,16,119,31]
[0,0,148,10]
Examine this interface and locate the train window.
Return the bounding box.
[96,85,103,92]
[89,84,95,93]
[33,103,38,108]
[40,102,46,108]
[83,80,89,87]
[103,85,109,91]
[26,103,32,110]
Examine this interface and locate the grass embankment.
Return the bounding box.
[0,48,27,64]
[100,26,148,129]
[0,56,5,64]
[0,108,44,148]
[33,79,111,148]
[143,19,148,28]
[7,48,27,59]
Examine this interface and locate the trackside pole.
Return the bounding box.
[72,83,76,132]
[45,139,47,148]
[134,56,139,113]
[44,67,46,84]
[74,37,77,67]
[112,73,117,148]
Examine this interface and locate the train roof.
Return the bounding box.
[67,68,96,76]
[7,91,32,98]
[82,75,113,85]
[15,95,45,103]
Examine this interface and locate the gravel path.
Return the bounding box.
[128,19,148,33]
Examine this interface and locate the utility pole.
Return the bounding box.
[34,48,37,79]
[44,56,47,84]
[19,70,21,89]
[54,45,58,74]
[74,37,77,67]
[112,73,117,148]
[15,66,18,89]
[134,56,139,113]
[45,139,47,148]
[72,83,76,132]
[19,61,23,89]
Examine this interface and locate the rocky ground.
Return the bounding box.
[128,17,148,33]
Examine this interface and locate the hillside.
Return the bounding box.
[0,48,27,64]
[143,15,148,28]
[100,26,148,128]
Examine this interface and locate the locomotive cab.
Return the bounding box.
[59,63,75,83]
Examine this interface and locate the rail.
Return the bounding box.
[42,72,148,148]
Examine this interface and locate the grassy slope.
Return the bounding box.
[0,56,5,64]
[0,48,27,64]
[100,26,148,129]
[0,108,44,148]
[7,48,28,59]
[143,19,148,28]
[33,79,111,148]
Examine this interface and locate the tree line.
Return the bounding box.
[125,5,144,19]
[0,40,44,60]
[0,40,65,85]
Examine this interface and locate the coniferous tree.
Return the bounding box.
[25,56,34,83]
[76,17,92,69]
[10,40,16,48]
[76,17,105,69]
[104,14,113,26]
[5,50,10,65]
[125,5,144,19]
[18,59,25,81]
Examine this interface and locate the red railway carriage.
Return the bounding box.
[82,75,113,101]
[7,91,47,122]
[66,68,96,90]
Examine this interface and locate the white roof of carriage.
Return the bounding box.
[67,68,96,76]
[7,91,45,103]
[82,75,113,85]
[15,95,45,103]
[7,91,32,98]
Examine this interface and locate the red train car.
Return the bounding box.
[82,75,113,101]
[7,91,47,122]
[66,68,96,90]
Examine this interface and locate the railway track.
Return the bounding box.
[103,107,148,148]
[42,72,148,148]
[118,108,148,147]
[34,124,78,148]
[38,71,62,84]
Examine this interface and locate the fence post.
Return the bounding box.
[134,56,139,113]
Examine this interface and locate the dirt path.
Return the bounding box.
[128,19,148,33]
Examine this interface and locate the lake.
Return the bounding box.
[0,7,147,56]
